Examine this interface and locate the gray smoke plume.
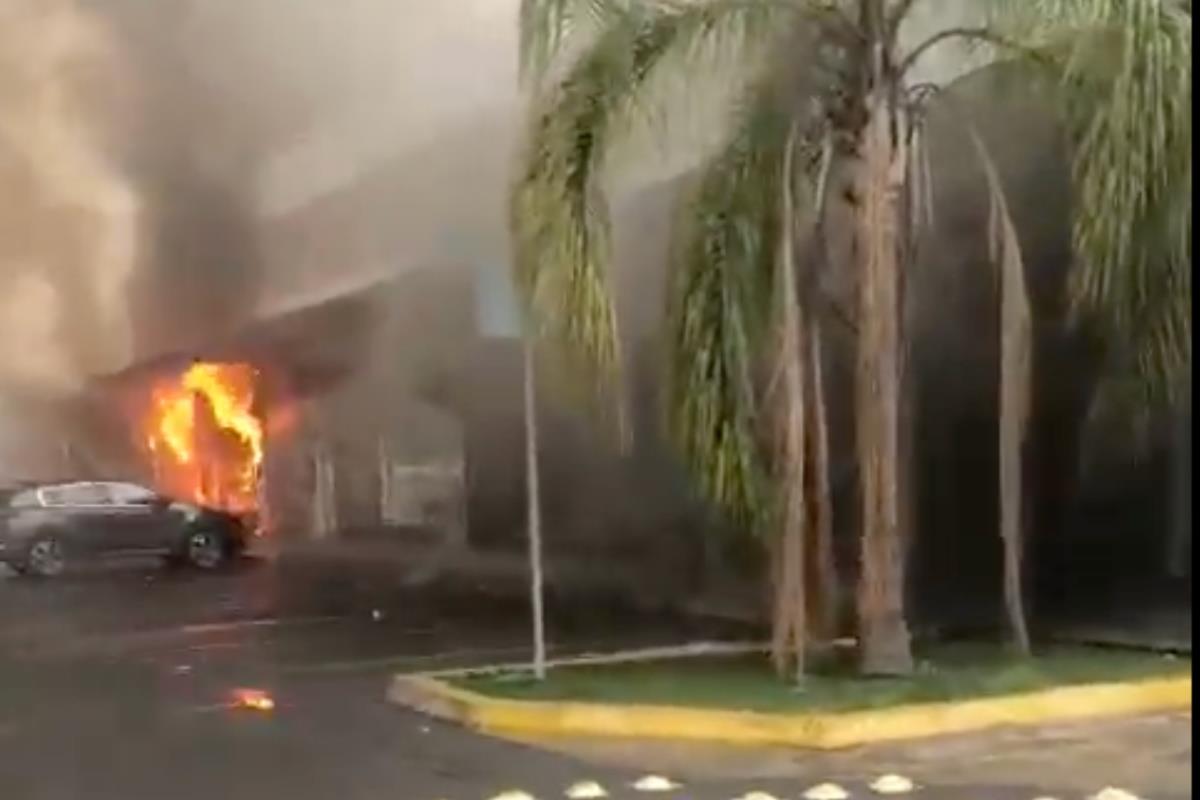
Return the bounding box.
[0,0,138,396]
[0,0,995,400]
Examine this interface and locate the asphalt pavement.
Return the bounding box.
[0,554,1189,800]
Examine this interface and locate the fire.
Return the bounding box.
[144,362,264,513]
[229,688,275,712]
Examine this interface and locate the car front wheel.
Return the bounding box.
[184,529,226,570]
[25,535,66,578]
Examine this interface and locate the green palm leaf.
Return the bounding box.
[519,0,628,85]
[511,0,795,421]
[665,63,833,530]
[665,91,790,527]
[995,0,1192,408]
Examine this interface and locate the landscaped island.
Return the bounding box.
[454,644,1191,714]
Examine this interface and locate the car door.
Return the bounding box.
[46,482,120,555]
[102,483,169,553]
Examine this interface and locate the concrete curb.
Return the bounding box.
[387,672,1192,750]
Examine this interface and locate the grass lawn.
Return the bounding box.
[453,644,1191,714]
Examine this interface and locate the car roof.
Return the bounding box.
[3,479,152,492]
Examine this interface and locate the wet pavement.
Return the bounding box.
[0,555,1189,800]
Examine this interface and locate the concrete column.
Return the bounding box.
[311,443,337,540]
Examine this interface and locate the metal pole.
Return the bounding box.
[524,339,547,679]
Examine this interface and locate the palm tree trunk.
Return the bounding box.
[997,184,1033,657]
[524,338,548,680]
[804,131,839,653]
[806,317,839,645]
[769,531,792,676]
[770,126,809,682]
[853,87,914,676]
[972,128,1034,656]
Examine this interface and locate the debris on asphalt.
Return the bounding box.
[229,688,275,712]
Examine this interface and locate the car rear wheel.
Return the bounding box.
[25,535,66,578]
[185,529,226,570]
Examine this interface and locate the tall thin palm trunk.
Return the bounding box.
[777,282,809,684]
[990,149,1034,656]
[999,297,1032,654]
[770,127,809,682]
[524,338,548,679]
[804,132,839,652]
[853,78,914,676]
[806,317,838,644]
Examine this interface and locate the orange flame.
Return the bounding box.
[229,688,275,712]
[144,362,264,513]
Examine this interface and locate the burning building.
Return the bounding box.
[75,359,273,531]
[70,261,470,551]
[6,0,1182,639]
[143,362,265,515]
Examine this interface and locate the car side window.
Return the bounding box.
[108,483,157,506]
[37,487,67,507]
[59,483,113,507]
[10,489,41,508]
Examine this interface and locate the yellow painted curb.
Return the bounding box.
[387,673,1191,750]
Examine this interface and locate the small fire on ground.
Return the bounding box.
[229,688,275,712]
[143,362,264,515]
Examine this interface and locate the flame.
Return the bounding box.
[229,688,275,712]
[144,362,264,513]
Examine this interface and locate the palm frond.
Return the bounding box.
[665,93,790,527]
[995,0,1192,406]
[512,0,797,419]
[519,0,628,86]
[663,66,835,529]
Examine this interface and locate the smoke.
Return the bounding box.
[0,0,997,402]
[0,0,139,396]
[59,0,524,366]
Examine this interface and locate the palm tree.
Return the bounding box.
[511,0,1190,675]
